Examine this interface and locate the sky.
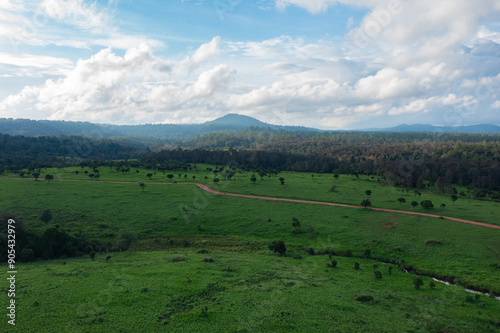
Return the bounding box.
[0,0,499,129]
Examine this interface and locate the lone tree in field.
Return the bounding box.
[167,174,174,181]
[44,174,54,183]
[146,173,153,180]
[213,178,220,183]
[269,240,287,255]
[361,199,371,208]
[411,201,418,209]
[279,177,285,185]
[291,217,303,235]
[365,190,372,197]
[413,277,424,289]
[33,172,40,181]
[333,174,339,180]
[139,182,146,191]
[451,194,458,205]
[250,174,257,183]
[420,200,434,209]
[397,198,406,205]
[40,209,52,224]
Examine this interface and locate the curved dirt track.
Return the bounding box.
[6,177,500,230]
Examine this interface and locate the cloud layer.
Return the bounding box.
[0,0,499,129]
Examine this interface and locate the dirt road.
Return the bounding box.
[6,177,500,230]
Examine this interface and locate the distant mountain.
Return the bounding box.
[0,114,318,140]
[205,114,269,128]
[0,116,498,140]
[363,124,500,134]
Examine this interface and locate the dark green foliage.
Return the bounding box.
[279,177,285,185]
[363,249,371,258]
[354,262,360,270]
[413,277,424,289]
[203,257,214,262]
[90,251,96,261]
[171,255,187,262]
[19,248,35,262]
[451,194,458,205]
[268,240,287,255]
[327,260,337,268]
[420,200,434,209]
[365,190,372,197]
[429,281,436,289]
[411,201,419,209]
[374,271,382,279]
[397,198,406,205]
[114,230,138,251]
[40,209,52,224]
[361,199,371,208]
[250,174,257,183]
[356,295,374,302]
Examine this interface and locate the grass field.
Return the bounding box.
[1,167,500,332]
[4,252,500,332]
[7,164,498,226]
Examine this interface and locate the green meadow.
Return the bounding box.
[5,252,500,333]
[1,167,500,332]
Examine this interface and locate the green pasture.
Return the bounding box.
[1,178,499,295]
[3,252,500,332]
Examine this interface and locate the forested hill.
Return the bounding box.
[0,115,318,140]
[1,116,498,140]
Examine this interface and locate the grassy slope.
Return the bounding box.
[7,165,498,225]
[5,252,500,333]
[1,178,499,293]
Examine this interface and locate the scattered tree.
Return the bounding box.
[451,194,458,205]
[333,174,339,180]
[44,174,54,182]
[354,262,360,270]
[411,201,419,209]
[413,277,424,289]
[33,172,40,181]
[146,173,153,180]
[374,270,382,279]
[279,177,285,185]
[420,200,434,209]
[365,190,372,197]
[250,174,257,183]
[429,281,436,289]
[397,198,406,205]
[167,174,174,180]
[213,178,220,183]
[268,240,287,255]
[361,199,371,208]
[139,182,146,191]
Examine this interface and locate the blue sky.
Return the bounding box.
[0,0,499,129]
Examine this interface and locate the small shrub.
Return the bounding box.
[429,281,436,289]
[141,287,148,293]
[203,257,214,262]
[327,260,337,268]
[425,239,442,245]
[307,248,315,255]
[269,240,287,255]
[354,262,360,270]
[171,255,187,262]
[363,249,371,258]
[170,216,178,221]
[356,295,374,302]
[413,277,424,289]
[197,249,209,254]
[374,270,382,280]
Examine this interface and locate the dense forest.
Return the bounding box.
[2,130,500,191]
[0,134,145,171]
